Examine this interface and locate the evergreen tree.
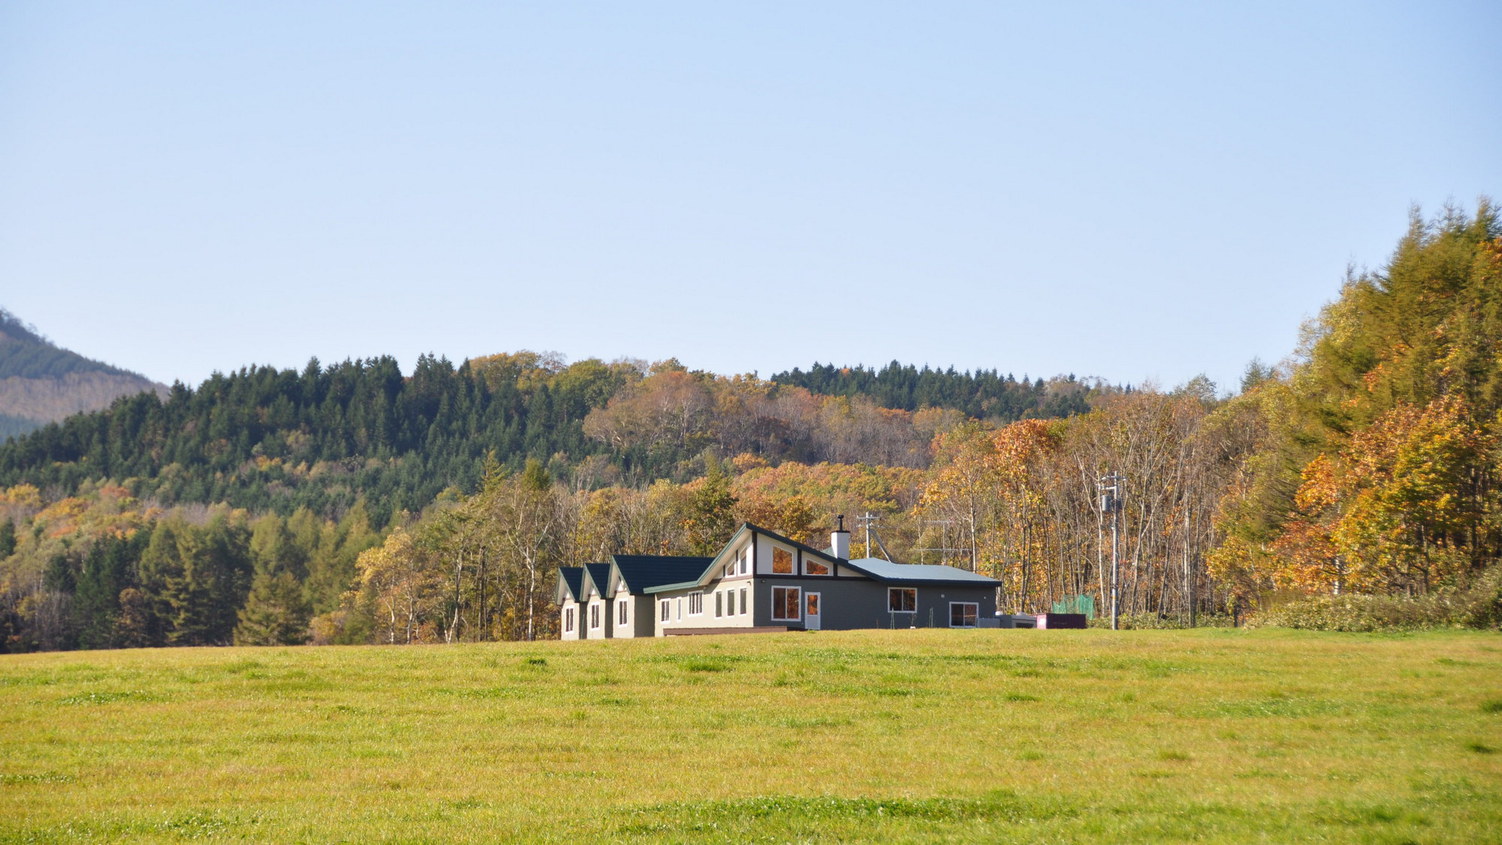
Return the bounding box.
[236,514,313,644]
[234,568,311,645]
[136,521,184,646]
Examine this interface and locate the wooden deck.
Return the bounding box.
[666,626,797,636]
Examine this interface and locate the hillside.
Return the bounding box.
[0,309,166,439]
[0,352,1112,522]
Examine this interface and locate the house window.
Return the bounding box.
[660,599,670,622]
[715,592,723,618]
[772,547,793,574]
[564,606,575,633]
[677,597,683,620]
[618,600,629,626]
[738,547,750,575]
[888,588,916,613]
[805,557,831,576]
[771,586,801,621]
[689,592,703,615]
[726,590,736,616]
[590,603,601,629]
[740,587,747,615]
[949,602,978,628]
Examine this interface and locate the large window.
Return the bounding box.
[689,592,703,615]
[888,588,916,613]
[949,602,978,628]
[725,590,735,616]
[771,586,801,621]
[772,547,793,574]
[805,557,831,576]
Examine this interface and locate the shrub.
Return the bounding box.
[1252,565,1502,632]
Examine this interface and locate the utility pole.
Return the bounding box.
[1184,505,1195,628]
[855,511,892,560]
[1098,472,1124,630]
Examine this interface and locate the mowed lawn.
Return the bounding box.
[2,629,1500,843]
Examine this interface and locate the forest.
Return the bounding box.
[0,202,1499,650]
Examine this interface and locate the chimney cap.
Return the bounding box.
[836,514,848,532]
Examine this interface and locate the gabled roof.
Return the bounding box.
[643,522,842,594]
[582,563,615,599]
[611,555,714,594]
[556,566,585,604]
[841,557,1002,587]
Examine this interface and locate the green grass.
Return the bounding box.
[1,629,1500,842]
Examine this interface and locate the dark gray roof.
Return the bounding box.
[583,563,614,597]
[841,557,1002,587]
[612,555,714,593]
[557,566,584,602]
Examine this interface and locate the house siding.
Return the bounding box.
[559,598,582,641]
[749,578,991,629]
[653,574,761,635]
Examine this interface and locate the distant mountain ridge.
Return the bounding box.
[0,308,166,439]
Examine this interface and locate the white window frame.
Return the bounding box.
[949,601,978,628]
[805,556,831,576]
[618,599,629,626]
[771,586,802,622]
[888,588,916,613]
[589,602,601,629]
[564,606,574,633]
[689,592,703,615]
[740,587,747,615]
[772,547,794,575]
[660,598,670,622]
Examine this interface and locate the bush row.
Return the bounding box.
[1252,566,1502,632]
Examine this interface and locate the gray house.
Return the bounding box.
[557,521,1000,638]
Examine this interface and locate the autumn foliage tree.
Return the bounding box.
[1213,201,1502,606]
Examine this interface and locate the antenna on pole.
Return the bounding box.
[915,518,968,566]
[1097,472,1125,631]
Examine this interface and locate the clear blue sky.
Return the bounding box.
[2,2,1498,394]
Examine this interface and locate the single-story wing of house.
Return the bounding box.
[556,520,1000,638]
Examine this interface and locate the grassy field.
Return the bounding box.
[1,628,1500,843]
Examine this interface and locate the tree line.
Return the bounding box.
[771,362,1097,422]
